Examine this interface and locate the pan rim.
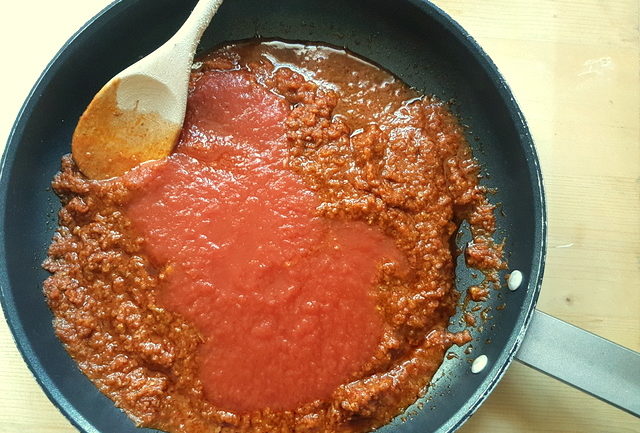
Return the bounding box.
[0,2,133,432]
[380,1,546,432]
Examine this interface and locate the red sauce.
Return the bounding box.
[44,40,504,433]
[126,70,403,412]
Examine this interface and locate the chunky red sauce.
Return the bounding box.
[44,40,503,433]
[126,69,403,412]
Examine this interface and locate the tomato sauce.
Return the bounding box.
[126,70,402,412]
[44,40,503,433]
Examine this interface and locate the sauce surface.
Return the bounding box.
[127,69,402,412]
[44,40,503,433]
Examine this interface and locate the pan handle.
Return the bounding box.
[515,310,640,417]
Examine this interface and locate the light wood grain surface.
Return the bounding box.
[0,1,638,432]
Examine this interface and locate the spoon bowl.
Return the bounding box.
[71,0,223,179]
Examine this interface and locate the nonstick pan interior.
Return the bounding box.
[0,1,545,432]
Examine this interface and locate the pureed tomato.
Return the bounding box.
[126,70,404,412]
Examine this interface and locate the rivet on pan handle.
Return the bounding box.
[515,310,640,417]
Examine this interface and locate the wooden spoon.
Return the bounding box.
[72,0,224,180]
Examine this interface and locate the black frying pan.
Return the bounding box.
[1,1,638,432]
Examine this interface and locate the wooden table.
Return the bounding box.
[0,1,638,432]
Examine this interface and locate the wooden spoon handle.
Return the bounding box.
[123,0,224,83]
[165,0,225,66]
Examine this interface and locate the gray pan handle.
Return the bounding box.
[515,310,640,417]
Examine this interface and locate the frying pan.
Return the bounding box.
[1,0,638,432]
